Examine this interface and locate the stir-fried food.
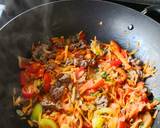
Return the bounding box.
[13,32,159,128]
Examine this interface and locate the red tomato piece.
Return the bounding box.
[110,59,122,67]
[43,72,52,92]
[22,85,37,99]
[85,89,96,95]
[20,71,29,86]
[36,68,45,78]
[118,121,129,128]
[26,63,44,78]
[27,63,41,74]
[141,96,149,103]
[103,84,109,92]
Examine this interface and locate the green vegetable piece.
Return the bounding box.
[101,71,107,78]
[90,92,96,96]
[92,116,104,128]
[101,71,110,81]
[39,118,58,128]
[95,68,99,73]
[31,103,42,121]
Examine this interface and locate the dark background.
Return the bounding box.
[0,0,159,28]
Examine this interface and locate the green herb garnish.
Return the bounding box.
[95,68,99,73]
[101,71,110,81]
[101,71,107,78]
[90,93,96,96]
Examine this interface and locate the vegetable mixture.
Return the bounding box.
[13,31,159,128]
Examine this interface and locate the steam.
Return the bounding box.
[5,0,53,16]
[0,1,54,127]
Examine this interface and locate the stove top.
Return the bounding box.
[0,0,159,28]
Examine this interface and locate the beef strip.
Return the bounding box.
[65,57,96,68]
[50,85,65,101]
[32,43,56,62]
[40,97,61,113]
[69,40,87,51]
[58,74,71,83]
[95,95,108,108]
[50,74,71,101]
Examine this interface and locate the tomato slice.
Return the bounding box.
[20,71,29,86]
[110,59,122,67]
[27,63,44,78]
[36,68,45,78]
[103,84,109,92]
[43,72,52,92]
[118,121,129,128]
[22,85,37,99]
[85,89,96,95]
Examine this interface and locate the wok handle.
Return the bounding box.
[141,5,160,23]
[141,5,160,15]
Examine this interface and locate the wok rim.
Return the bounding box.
[0,0,159,126]
[0,0,160,31]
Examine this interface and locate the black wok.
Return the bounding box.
[0,0,160,127]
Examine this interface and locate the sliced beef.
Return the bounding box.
[69,40,87,51]
[50,85,65,101]
[58,74,71,83]
[95,95,108,108]
[49,73,71,101]
[65,57,96,68]
[80,60,88,67]
[41,98,56,108]
[128,56,143,66]
[40,97,61,112]
[32,43,56,62]
[88,58,96,67]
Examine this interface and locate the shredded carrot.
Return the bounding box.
[14,32,159,128]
